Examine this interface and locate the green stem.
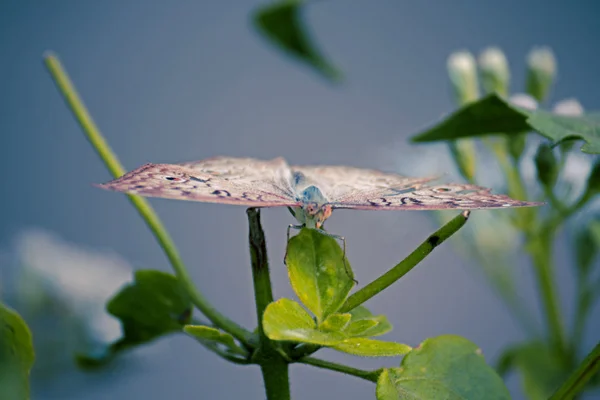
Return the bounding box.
[340,211,470,313]
[247,208,275,338]
[527,228,567,359]
[44,52,252,345]
[549,341,600,400]
[299,357,381,382]
[247,208,290,400]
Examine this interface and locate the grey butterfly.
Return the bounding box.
[96,156,542,238]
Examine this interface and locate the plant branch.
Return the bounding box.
[340,211,470,313]
[44,52,252,345]
[247,208,291,400]
[549,341,600,400]
[247,208,275,339]
[299,357,381,382]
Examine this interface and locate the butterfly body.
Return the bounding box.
[97,156,542,229]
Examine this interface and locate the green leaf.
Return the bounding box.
[410,93,600,154]
[77,270,192,368]
[0,303,35,400]
[344,306,393,338]
[252,0,341,81]
[508,341,566,400]
[184,325,239,351]
[320,313,352,332]
[332,338,411,357]
[285,228,355,323]
[263,298,346,345]
[376,335,510,400]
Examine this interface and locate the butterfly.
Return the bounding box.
[96,156,542,242]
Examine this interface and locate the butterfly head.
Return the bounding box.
[293,185,333,229]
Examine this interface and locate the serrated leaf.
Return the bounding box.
[320,313,352,332]
[345,306,393,338]
[332,338,411,357]
[0,303,35,400]
[376,335,510,400]
[253,0,340,81]
[411,93,600,154]
[77,270,192,368]
[285,228,354,323]
[263,298,346,345]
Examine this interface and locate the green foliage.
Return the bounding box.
[285,228,355,323]
[376,335,510,400]
[410,93,600,154]
[534,143,559,189]
[263,299,409,357]
[497,342,565,400]
[0,303,34,400]
[45,25,600,400]
[252,0,340,81]
[77,270,192,368]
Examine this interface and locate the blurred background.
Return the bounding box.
[1,1,599,399]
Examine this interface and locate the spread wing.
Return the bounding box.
[331,183,543,210]
[96,157,299,207]
[292,165,541,210]
[291,165,436,201]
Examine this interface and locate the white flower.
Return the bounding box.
[4,228,132,345]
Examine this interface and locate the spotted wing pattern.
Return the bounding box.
[330,183,542,210]
[292,164,541,210]
[96,157,299,207]
[291,165,436,200]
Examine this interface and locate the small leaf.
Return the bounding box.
[320,313,352,332]
[411,94,530,142]
[345,306,392,338]
[332,338,411,357]
[263,298,346,345]
[78,270,192,368]
[0,303,35,400]
[285,228,354,323]
[527,111,600,154]
[253,0,340,81]
[376,335,510,400]
[184,325,240,352]
[411,93,600,154]
[535,143,559,189]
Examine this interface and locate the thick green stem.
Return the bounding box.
[247,208,290,400]
[549,341,600,400]
[247,208,275,338]
[261,360,291,400]
[299,357,380,382]
[340,211,470,313]
[44,52,251,345]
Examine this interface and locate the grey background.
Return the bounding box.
[1,0,599,399]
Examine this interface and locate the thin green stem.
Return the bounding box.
[44,52,252,345]
[340,211,470,313]
[299,357,381,382]
[549,341,600,400]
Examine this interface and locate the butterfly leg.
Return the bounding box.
[316,229,358,285]
[284,224,304,265]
